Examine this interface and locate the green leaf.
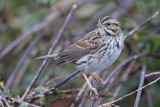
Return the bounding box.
[0,82,12,97]
[0,82,5,89]
[5,89,12,97]
[60,93,68,97]
[33,94,44,99]
[150,36,160,52]
[137,32,146,42]
[96,84,103,92]
[20,103,29,107]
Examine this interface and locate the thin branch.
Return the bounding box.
[8,97,41,107]
[145,71,160,77]
[56,89,80,94]
[50,93,107,100]
[70,76,91,107]
[98,76,160,107]
[134,65,146,107]
[0,88,41,107]
[40,88,80,96]
[47,70,81,90]
[21,4,78,101]
[28,70,81,103]
[0,100,4,107]
[0,88,10,107]
[78,87,90,107]
[125,11,160,39]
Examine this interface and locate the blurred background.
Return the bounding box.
[0,0,160,106]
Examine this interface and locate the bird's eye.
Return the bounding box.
[105,22,111,26]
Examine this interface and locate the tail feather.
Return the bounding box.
[36,54,58,59]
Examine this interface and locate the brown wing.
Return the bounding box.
[55,41,93,65]
[55,31,102,65]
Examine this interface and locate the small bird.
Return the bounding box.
[38,16,124,98]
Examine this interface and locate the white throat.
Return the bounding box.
[97,28,106,36]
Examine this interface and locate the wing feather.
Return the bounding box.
[55,31,101,65]
[55,41,92,65]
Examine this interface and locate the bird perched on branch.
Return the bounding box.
[37,16,124,99]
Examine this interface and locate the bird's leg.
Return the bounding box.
[90,73,105,86]
[82,72,98,100]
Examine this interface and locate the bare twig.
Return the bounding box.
[45,74,77,88]
[70,76,91,107]
[145,71,160,77]
[98,76,160,107]
[78,87,90,107]
[21,4,78,101]
[125,11,160,39]
[41,88,80,96]
[8,97,41,107]
[5,31,45,89]
[28,70,81,103]
[0,100,4,107]
[0,88,10,107]
[57,89,80,94]
[134,65,146,107]
[50,93,107,100]
[0,88,41,107]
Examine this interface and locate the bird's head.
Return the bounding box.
[97,16,122,36]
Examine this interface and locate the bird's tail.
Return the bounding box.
[36,54,58,59]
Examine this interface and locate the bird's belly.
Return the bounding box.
[75,47,122,73]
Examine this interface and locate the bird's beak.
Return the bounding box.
[96,23,103,28]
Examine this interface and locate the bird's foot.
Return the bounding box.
[90,73,105,86]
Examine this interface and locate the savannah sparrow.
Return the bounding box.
[38,16,124,98]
